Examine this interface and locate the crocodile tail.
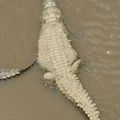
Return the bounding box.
[56,73,100,120]
[0,61,36,80]
[0,68,20,80]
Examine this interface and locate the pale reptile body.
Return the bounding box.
[37,0,101,120]
[0,61,35,80]
[0,68,20,79]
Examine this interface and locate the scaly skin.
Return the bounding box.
[37,0,101,120]
[0,68,20,80]
[0,61,35,80]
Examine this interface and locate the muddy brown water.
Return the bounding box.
[0,0,120,120]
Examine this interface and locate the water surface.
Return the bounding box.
[0,0,120,120]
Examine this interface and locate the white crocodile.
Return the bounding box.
[37,0,101,120]
[0,61,35,80]
[0,68,20,79]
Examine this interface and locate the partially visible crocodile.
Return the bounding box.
[0,61,35,80]
[37,0,101,120]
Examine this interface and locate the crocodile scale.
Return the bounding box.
[0,61,35,80]
[37,0,101,120]
[0,68,20,79]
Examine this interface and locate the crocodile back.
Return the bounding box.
[38,22,72,73]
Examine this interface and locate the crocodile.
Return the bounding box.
[37,0,101,120]
[0,61,35,80]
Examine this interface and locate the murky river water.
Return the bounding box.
[0,0,120,120]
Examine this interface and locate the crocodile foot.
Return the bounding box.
[44,72,56,88]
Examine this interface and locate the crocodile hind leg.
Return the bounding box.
[66,48,78,64]
[71,59,81,74]
[44,72,56,88]
[64,47,81,73]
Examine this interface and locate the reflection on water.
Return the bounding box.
[0,0,120,120]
